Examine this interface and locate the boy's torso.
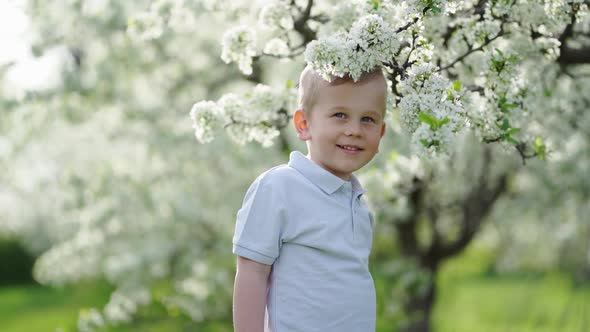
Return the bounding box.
[235,152,376,332]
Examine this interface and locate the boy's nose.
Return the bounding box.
[344,122,362,137]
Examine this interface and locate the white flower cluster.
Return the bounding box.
[190,84,295,146]
[305,14,400,81]
[163,261,233,321]
[411,122,455,156]
[360,152,426,222]
[263,38,290,56]
[103,287,151,323]
[318,0,416,37]
[127,11,165,41]
[319,1,361,36]
[127,0,198,40]
[468,19,502,47]
[468,48,526,145]
[465,92,499,141]
[397,63,466,156]
[402,0,461,16]
[259,2,294,30]
[543,0,574,31]
[189,101,222,143]
[78,308,105,332]
[221,26,257,75]
[533,37,561,61]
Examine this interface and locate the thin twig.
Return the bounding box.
[439,25,506,72]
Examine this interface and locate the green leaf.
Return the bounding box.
[496,118,510,131]
[420,139,440,148]
[508,54,519,62]
[501,119,510,130]
[419,112,450,131]
[419,111,437,127]
[506,128,520,135]
[388,151,399,162]
[453,80,461,92]
[447,88,454,101]
[286,80,294,89]
[504,103,518,111]
[431,4,442,13]
[543,88,552,97]
[498,95,518,113]
[506,137,520,145]
[373,0,379,10]
[534,137,546,160]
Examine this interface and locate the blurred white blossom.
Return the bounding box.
[78,308,104,332]
[221,26,257,75]
[259,2,294,30]
[190,101,223,143]
[305,14,400,81]
[263,38,290,56]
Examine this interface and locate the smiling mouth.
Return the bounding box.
[337,144,363,151]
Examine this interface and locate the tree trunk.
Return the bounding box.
[392,147,509,332]
[403,276,437,332]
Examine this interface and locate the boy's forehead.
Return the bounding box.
[317,76,387,103]
[298,66,388,114]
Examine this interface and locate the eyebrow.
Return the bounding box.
[363,110,383,118]
[330,107,383,118]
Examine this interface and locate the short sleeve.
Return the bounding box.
[232,174,285,265]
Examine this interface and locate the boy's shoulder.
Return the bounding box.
[255,162,301,187]
[244,163,303,204]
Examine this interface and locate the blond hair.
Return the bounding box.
[297,65,386,113]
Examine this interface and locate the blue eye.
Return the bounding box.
[333,112,346,119]
[361,116,376,123]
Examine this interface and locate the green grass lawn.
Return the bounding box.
[0,281,112,332]
[434,249,590,332]
[0,250,588,332]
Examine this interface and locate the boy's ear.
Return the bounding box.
[293,109,311,141]
[380,123,386,137]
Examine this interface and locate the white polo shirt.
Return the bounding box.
[233,151,376,332]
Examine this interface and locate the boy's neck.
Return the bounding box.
[305,153,353,181]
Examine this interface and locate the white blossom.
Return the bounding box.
[103,288,151,323]
[410,122,454,157]
[397,63,466,155]
[361,152,426,221]
[191,84,293,147]
[78,308,104,332]
[221,26,257,75]
[218,93,250,123]
[318,2,361,36]
[127,12,165,41]
[305,14,399,81]
[259,2,294,30]
[190,101,223,143]
[263,38,290,56]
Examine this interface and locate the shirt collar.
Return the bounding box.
[288,151,366,197]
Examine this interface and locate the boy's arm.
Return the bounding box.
[233,256,272,332]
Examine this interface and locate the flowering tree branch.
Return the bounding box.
[439,25,506,72]
[292,0,317,45]
[558,2,590,65]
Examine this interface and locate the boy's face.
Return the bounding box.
[294,76,387,181]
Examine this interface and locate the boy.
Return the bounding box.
[232,65,387,332]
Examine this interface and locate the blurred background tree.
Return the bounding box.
[0,1,588,332]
